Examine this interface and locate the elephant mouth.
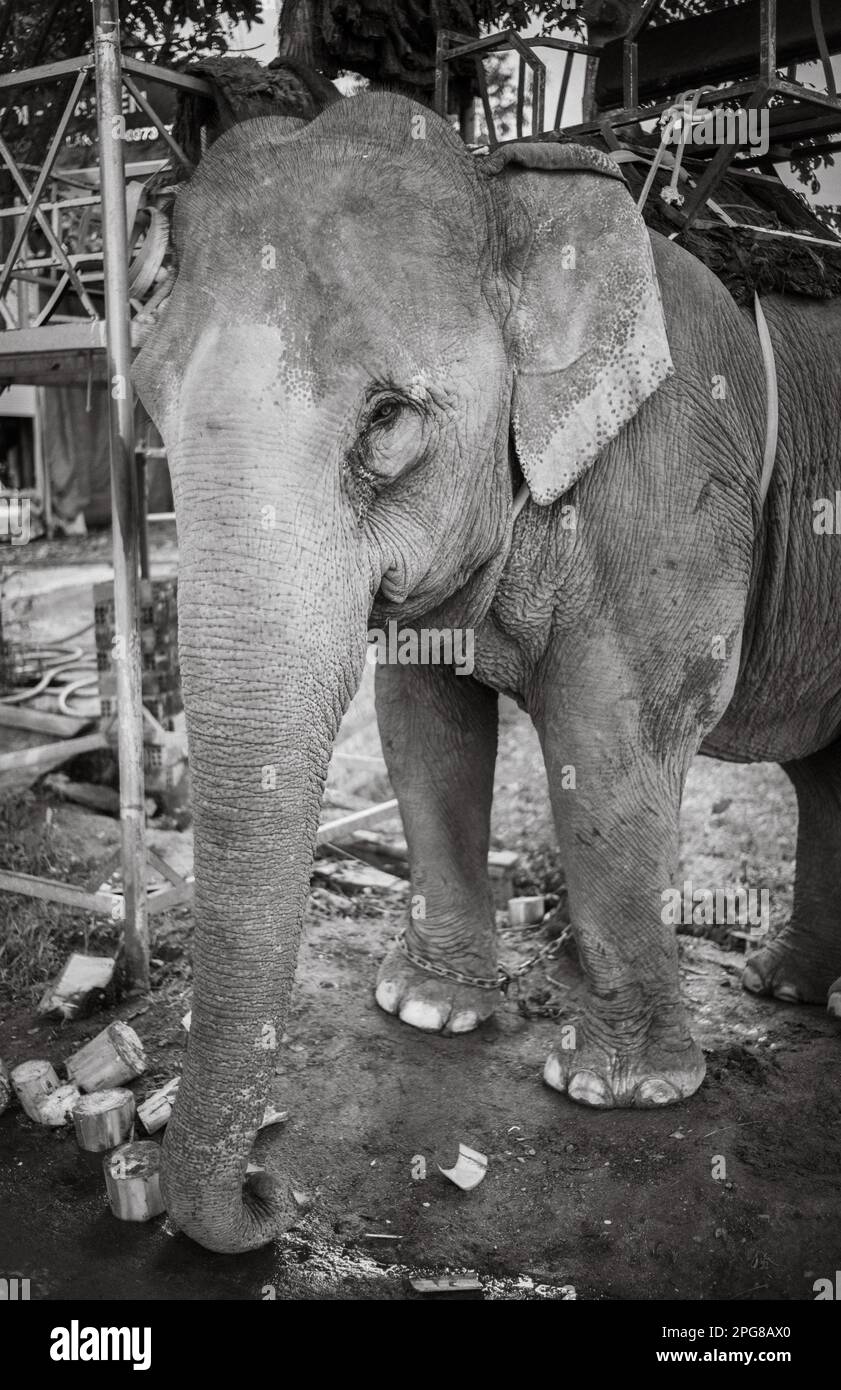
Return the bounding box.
[371,547,510,632]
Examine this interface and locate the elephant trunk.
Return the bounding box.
[161,452,369,1252]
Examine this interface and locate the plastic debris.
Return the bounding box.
[437,1143,488,1191]
[411,1275,482,1294]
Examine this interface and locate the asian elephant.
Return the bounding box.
[133,91,841,1252]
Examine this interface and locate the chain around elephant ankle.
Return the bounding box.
[394,928,507,991]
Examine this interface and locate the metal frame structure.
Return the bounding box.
[435,27,598,146]
[0,0,212,989]
[435,0,841,230]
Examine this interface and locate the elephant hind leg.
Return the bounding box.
[373,659,500,1035]
[743,742,841,1015]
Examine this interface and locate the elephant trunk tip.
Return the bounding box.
[162,1163,298,1255]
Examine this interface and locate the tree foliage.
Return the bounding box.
[0,0,262,74]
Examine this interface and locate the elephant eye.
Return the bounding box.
[367,397,402,430]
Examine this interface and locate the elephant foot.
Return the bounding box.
[543,1005,706,1108]
[742,932,841,1006]
[375,939,499,1035]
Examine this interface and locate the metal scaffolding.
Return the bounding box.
[0,0,212,989]
[436,0,841,232]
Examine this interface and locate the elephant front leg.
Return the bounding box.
[538,698,705,1108]
[374,659,500,1035]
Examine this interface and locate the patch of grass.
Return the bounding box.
[0,794,121,1002]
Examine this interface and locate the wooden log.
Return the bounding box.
[136,1077,179,1134]
[0,1059,13,1115]
[38,952,116,1021]
[508,895,546,927]
[103,1141,165,1221]
[65,1021,146,1093]
[10,1059,60,1120]
[72,1088,135,1151]
[36,1083,82,1127]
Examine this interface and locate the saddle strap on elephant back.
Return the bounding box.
[478,140,628,184]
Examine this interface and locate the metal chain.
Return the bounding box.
[394,925,571,995]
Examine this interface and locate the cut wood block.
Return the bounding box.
[103,1141,165,1221]
[65,1022,146,1093]
[508,895,546,927]
[72,1088,135,1151]
[38,952,115,1021]
[312,859,404,893]
[11,1059,60,1120]
[36,1083,81,1127]
[137,1077,179,1134]
[0,1060,11,1115]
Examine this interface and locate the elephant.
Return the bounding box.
[133,91,841,1253]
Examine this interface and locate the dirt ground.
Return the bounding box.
[0,538,839,1300]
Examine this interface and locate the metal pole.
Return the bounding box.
[93,0,149,991]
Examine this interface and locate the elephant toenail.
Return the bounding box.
[449,1010,479,1034]
[399,999,447,1031]
[741,963,765,994]
[635,1077,680,1106]
[375,980,400,1015]
[773,982,800,1002]
[567,1070,613,1107]
[543,1053,565,1093]
[827,994,841,1020]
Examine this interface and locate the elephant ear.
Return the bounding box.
[482,142,673,505]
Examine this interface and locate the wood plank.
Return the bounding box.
[146,880,194,915]
[0,731,108,777]
[0,704,91,738]
[316,798,400,845]
[0,869,114,914]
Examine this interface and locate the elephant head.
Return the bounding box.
[133,93,671,1252]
